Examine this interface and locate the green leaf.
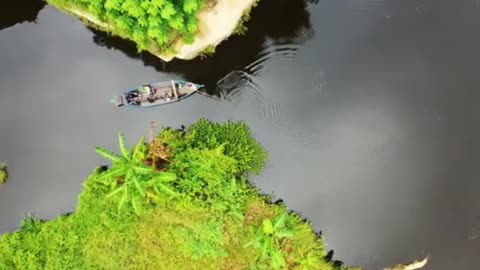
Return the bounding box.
[260,239,269,259]
[97,166,126,181]
[117,187,128,211]
[106,186,125,198]
[153,172,177,181]
[146,191,161,201]
[160,2,176,19]
[157,183,177,196]
[168,13,184,30]
[132,176,145,196]
[262,219,274,235]
[151,0,166,8]
[131,196,143,215]
[95,147,124,163]
[183,0,198,13]
[118,132,132,160]
[273,214,286,230]
[271,250,286,269]
[132,135,146,162]
[274,229,293,239]
[105,0,122,11]
[133,164,153,174]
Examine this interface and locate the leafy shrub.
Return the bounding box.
[184,118,268,174]
[158,119,267,213]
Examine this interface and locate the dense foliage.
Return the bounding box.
[0,119,361,270]
[47,0,210,53]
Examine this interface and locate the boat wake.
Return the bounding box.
[216,70,263,101]
[216,70,288,126]
[244,43,300,76]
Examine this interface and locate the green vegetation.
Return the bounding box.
[46,0,214,54]
[199,44,216,59]
[233,0,259,36]
[0,161,7,183]
[0,119,361,270]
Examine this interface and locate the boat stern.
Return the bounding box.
[110,96,125,107]
[174,80,205,90]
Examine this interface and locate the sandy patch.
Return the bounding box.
[158,0,257,61]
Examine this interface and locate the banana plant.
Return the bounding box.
[244,213,294,269]
[95,132,177,215]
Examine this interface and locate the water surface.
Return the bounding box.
[1,1,480,269]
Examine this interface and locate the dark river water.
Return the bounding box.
[1,0,480,269]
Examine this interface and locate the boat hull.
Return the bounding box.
[111,80,204,107]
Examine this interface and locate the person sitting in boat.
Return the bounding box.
[126,92,141,105]
[164,89,173,101]
[139,85,148,94]
[147,96,156,103]
[140,85,154,95]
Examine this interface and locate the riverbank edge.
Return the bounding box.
[46,0,259,62]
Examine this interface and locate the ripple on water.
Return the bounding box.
[216,70,288,127]
[216,70,261,101]
[216,69,342,148]
[244,43,300,75]
[346,0,387,17]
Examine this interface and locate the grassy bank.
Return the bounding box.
[0,119,361,270]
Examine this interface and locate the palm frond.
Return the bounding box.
[133,164,153,174]
[132,175,145,196]
[157,182,177,196]
[131,196,143,216]
[97,166,126,182]
[95,147,124,163]
[273,214,286,230]
[153,172,177,181]
[118,132,132,160]
[117,187,128,211]
[132,135,146,162]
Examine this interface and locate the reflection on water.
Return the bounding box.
[3,1,480,270]
[87,0,316,95]
[0,0,45,30]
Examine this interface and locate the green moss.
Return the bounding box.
[0,119,361,270]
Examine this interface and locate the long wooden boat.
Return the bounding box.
[111,80,205,107]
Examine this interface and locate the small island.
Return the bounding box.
[0,119,363,269]
[46,0,259,61]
